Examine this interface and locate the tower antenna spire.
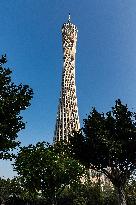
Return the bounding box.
[68,13,71,22]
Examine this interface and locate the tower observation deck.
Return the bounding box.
[54,15,80,142]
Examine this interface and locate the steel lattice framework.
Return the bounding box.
[54,15,80,142]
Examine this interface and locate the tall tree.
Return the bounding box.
[0,55,33,159]
[14,142,84,205]
[70,99,136,205]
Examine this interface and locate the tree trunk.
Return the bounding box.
[116,186,127,205]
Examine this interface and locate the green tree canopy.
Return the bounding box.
[70,99,136,205]
[0,177,22,204]
[14,142,84,205]
[0,55,33,159]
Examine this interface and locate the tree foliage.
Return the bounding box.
[70,99,136,205]
[1,176,136,205]
[0,177,22,204]
[14,142,84,205]
[0,55,33,159]
[125,175,136,204]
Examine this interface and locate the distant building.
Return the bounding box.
[54,14,80,142]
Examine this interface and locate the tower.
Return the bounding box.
[54,14,80,142]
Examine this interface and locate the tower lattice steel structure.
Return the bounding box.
[54,15,80,142]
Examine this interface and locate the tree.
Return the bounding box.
[0,177,22,205]
[70,99,136,205]
[14,142,84,205]
[0,55,33,159]
[125,175,136,205]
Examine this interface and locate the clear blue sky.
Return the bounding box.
[1,0,136,178]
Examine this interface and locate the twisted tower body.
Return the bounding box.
[54,15,80,142]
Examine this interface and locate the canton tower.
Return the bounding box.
[54,14,80,142]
